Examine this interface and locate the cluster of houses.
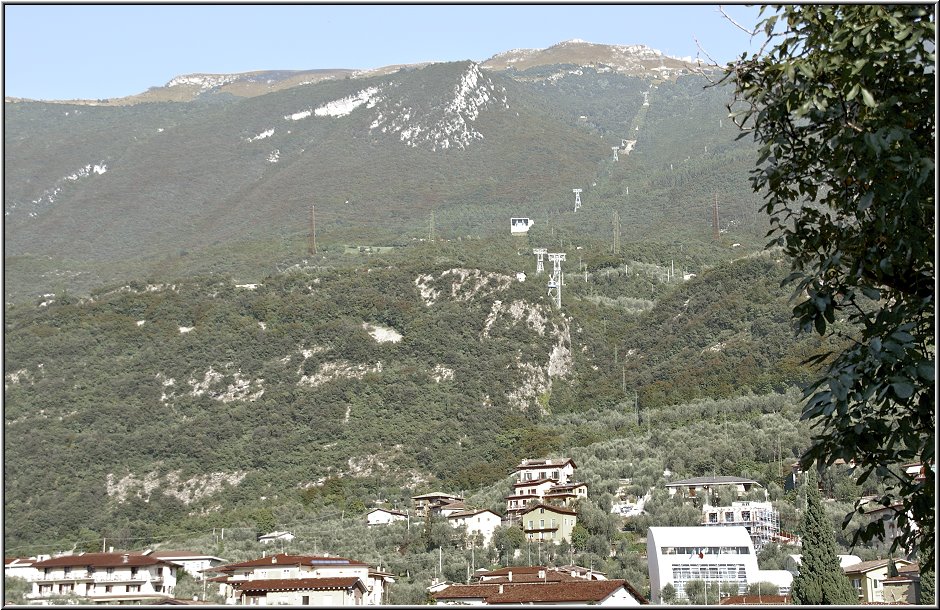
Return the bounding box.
[369,457,586,547]
[4,459,929,605]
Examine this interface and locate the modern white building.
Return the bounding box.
[646,526,792,604]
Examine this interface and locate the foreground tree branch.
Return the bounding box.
[721,4,935,565]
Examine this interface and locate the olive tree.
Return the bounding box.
[723,4,935,564]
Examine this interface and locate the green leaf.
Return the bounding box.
[891,381,914,399]
[860,87,877,108]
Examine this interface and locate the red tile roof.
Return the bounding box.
[32,553,176,568]
[434,579,642,604]
[516,458,576,469]
[520,502,577,516]
[720,594,791,605]
[233,577,364,593]
[513,477,556,488]
[214,553,366,571]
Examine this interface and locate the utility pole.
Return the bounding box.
[612,211,620,253]
[712,193,720,242]
[308,205,317,255]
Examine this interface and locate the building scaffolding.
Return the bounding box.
[701,501,780,552]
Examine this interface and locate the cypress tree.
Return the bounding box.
[920,568,935,605]
[790,469,858,604]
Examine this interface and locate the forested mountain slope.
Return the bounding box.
[3,238,835,549]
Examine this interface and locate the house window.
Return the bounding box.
[131,567,139,577]
[709,513,718,523]
[540,519,545,528]
[741,511,751,521]
[105,586,113,593]
[528,520,534,529]
[63,566,72,576]
[39,585,53,595]
[302,596,310,605]
[725,512,734,522]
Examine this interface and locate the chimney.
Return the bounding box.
[121,554,129,564]
[108,546,114,553]
[499,584,504,594]
[507,571,512,582]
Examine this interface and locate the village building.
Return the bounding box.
[665,476,764,500]
[26,551,180,604]
[519,503,578,544]
[256,530,295,545]
[205,552,393,605]
[365,507,408,526]
[446,509,503,547]
[412,492,464,518]
[432,571,646,605]
[842,558,917,604]
[146,550,227,581]
[5,556,40,583]
[505,458,587,517]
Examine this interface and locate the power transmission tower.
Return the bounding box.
[572,188,582,212]
[547,252,566,308]
[533,248,547,274]
[308,204,317,255]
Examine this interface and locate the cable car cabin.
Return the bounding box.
[510,217,533,234]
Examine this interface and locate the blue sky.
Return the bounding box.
[3,3,764,101]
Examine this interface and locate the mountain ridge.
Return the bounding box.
[4,41,710,105]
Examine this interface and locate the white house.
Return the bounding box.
[447,509,503,547]
[5,556,41,583]
[27,552,179,604]
[506,458,585,517]
[207,553,393,605]
[147,550,226,581]
[257,530,295,544]
[647,526,792,604]
[366,507,408,526]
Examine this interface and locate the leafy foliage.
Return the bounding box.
[724,4,935,564]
